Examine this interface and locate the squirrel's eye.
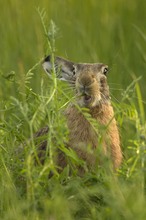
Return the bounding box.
[103,67,108,75]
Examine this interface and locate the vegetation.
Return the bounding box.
[0,0,146,219]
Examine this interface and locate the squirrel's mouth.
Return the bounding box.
[77,92,100,107]
[78,93,101,108]
[78,94,92,107]
[84,94,92,104]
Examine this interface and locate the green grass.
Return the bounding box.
[0,0,146,219]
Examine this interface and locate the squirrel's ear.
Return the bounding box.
[42,55,76,82]
[42,55,52,74]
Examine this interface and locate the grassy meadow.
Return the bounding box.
[0,0,146,219]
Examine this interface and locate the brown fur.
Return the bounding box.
[41,56,123,171]
[65,103,122,170]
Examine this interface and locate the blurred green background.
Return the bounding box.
[0,0,146,103]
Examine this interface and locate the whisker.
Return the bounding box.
[66,80,76,84]
[110,88,124,91]
[100,92,110,103]
[110,93,120,104]
[108,83,121,87]
[108,82,121,85]
[100,92,106,99]
[62,87,76,92]
[61,87,72,90]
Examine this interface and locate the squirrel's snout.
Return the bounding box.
[77,74,95,95]
[78,74,94,87]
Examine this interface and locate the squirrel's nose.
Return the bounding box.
[78,75,94,87]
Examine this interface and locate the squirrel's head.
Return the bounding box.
[42,55,110,108]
